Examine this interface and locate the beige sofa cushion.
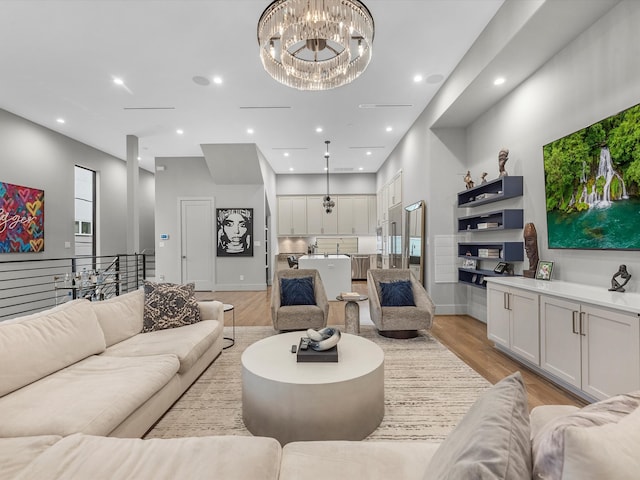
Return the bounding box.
[0,354,179,437]
[15,433,282,480]
[92,289,144,346]
[280,441,439,480]
[103,320,223,374]
[0,435,61,480]
[0,299,106,396]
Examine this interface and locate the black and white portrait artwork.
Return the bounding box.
[216,208,253,257]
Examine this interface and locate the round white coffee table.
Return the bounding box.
[242,331,384,445]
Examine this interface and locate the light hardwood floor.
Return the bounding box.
[200,281,587,411]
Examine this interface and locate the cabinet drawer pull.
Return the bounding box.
[572,311,579,334]
[579,312,586,336]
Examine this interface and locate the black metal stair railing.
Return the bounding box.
[0,253,152,321]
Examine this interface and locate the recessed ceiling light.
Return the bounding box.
[385,126,393,132]
[247,128,254,134]
[494,77,506,86]
[137,156,141,161]
[56,118,65,124]
[324,167,328,171]
[316,127,323,133]
[359,167,364,171]
[213,76,223,85]
[113,77,124,86]
[413,74,423,83]
[284,152,289,157]
[289,167,294,172]
[366,151,372,156]
[176,129,184,135]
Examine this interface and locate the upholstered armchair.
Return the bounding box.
[367,269,435,338]
[271,269,329,331]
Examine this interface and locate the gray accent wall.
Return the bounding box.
[0,108,154,260]
[378,0,639,318]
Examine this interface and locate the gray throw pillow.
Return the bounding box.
[532,391,640,480]
[142,281,201,332]
[424,371,531,480]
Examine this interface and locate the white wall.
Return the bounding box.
[463,0,640,319]
[377,0,640,318]
[0,108,154,260]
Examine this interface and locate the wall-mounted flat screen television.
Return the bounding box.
[543,103,640,250]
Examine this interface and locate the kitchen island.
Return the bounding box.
[298,254,351,300]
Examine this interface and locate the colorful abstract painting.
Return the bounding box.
[0,182,45,253]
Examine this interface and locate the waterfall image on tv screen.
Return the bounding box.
[543,103,640,250]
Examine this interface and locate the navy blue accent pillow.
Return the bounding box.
[281,276,316,306]
[380,280,415,307]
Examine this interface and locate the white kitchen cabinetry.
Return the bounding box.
[486,276,640,401]
[337,196,369,235]
[388,173,402,207]
[368,196,377,235]
[278,196,307,235]
[306,196,337,235]
[540,296,640,401]
[487,282,539,365]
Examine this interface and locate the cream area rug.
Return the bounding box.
[145,325,491,442]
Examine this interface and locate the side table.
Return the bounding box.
[336,294,368,334]
[223,303,235,349]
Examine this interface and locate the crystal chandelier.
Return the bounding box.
[257,0,375,91]
[322,141,335,213]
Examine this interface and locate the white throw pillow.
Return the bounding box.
[561,405,640,480]
[532,391,640,480]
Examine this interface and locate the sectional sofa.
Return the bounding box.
[0,289,224,438]
[2,292,639,479]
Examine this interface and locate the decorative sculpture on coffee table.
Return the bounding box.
[306,327,341,351]
[523,223,539,278]
[464,171,474,189]
[498,148,509,177]
[480,172,488,184]
[609,264,632,292]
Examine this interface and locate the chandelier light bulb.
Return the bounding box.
[257,0,375,91]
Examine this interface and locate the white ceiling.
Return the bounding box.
[0,0,505,174]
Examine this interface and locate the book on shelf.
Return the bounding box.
[475,192,499,200]
[477,248,501,258]
[477,222,499,229]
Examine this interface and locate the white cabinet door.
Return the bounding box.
[510,289,540,365]
[337,196,369,234]
[487,284,539,365]
[540,295,582,389]
[540,296,640,400]
[306,196,324,235]
[390,173,402,207]
[352,196,369,234]
[337,196,355,234]
[581,304,640,400]
[278,197,307,235]
[487,283,511,348]
[368,196,377,235]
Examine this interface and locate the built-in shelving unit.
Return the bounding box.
[456,176,524,288]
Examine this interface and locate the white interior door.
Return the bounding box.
[180,198,214,290]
